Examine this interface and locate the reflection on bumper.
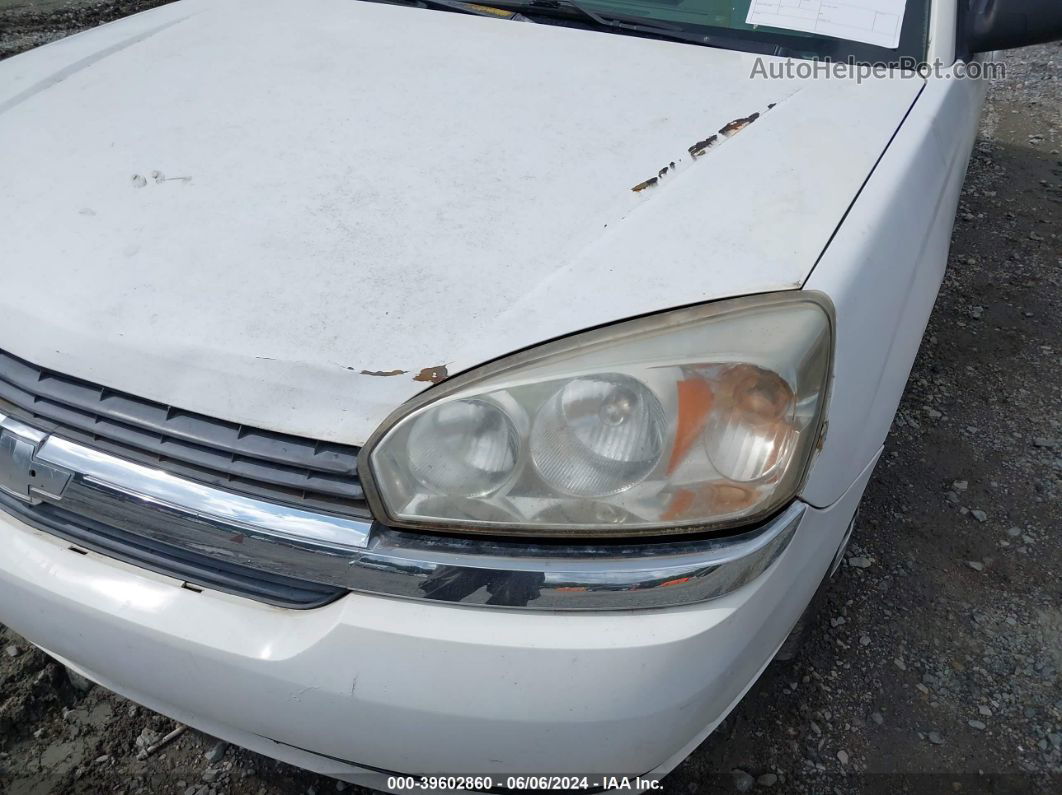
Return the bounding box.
[349,503,802,610]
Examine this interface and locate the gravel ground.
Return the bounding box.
[0,0,175,58]
[0,4,1059,794]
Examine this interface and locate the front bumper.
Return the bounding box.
[0,454,877,784]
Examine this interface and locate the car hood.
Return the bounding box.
[0,0,922,445]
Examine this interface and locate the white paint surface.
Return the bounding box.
[802,68,987,506]
[0,0,922,444]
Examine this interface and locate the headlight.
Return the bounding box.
[362,292,832,537]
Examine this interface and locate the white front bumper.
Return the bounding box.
[0,455,876,784]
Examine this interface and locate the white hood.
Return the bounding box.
[0,0,922,444]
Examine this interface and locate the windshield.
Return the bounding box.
[584,0,927,59]
[450,0,931,64]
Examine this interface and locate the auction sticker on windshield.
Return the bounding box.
[746,0,907,48]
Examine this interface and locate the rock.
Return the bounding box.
[978,705,992,716]
[871,712,884,725]
[860,635,871,646]
[837,750,849,765]
[4,646,19,658]
[94,755,109,764]
[928,731,944,745]
[830,617,846,628]
[945,491,960,504]
[1006,527,1023,537]
[757,773,778,787]
[730,769,755,792]
[847,556,872,569]
[1032,437,1055,448]
[335,783,350,793]
[65,670,93,693]
[894,658,906,671]
[135,728,161,750]
[971,510,988,522]
[202,768,219,783]
[968,720,986,730]
[967,561,985,571]
[204,741,229,765]
[953,480,968,492]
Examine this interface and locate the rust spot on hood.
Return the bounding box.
[360,369,409,377]
[719,112,760,137]
[687,134,718,158]
[633,102,780,198]
[414,365,449,384]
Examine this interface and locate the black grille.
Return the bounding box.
[0,348,368,518]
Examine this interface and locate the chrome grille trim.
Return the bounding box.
[36,435,372,550]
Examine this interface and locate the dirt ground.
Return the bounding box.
[0,3,1059,794]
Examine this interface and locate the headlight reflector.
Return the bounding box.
[363,293,832,537]
[530,375,666,497]
[705,365,797,483]
[406,398,520,498]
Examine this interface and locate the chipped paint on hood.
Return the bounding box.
[0,0,923,445]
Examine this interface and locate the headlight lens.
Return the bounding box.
[363,293,832,537]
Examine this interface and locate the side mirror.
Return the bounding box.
[967,0,1062,53]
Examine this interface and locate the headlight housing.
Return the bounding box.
[361,292,833,538]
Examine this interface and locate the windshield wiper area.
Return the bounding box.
[370,0,530,21]
[476,0,788,54]
[522,0,684,33]
[362,0,788,56]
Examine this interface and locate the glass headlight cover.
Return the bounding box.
[362,292,833,537]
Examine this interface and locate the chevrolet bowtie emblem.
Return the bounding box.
[0,414,72,504]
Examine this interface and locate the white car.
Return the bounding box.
[0,0,1058,788]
